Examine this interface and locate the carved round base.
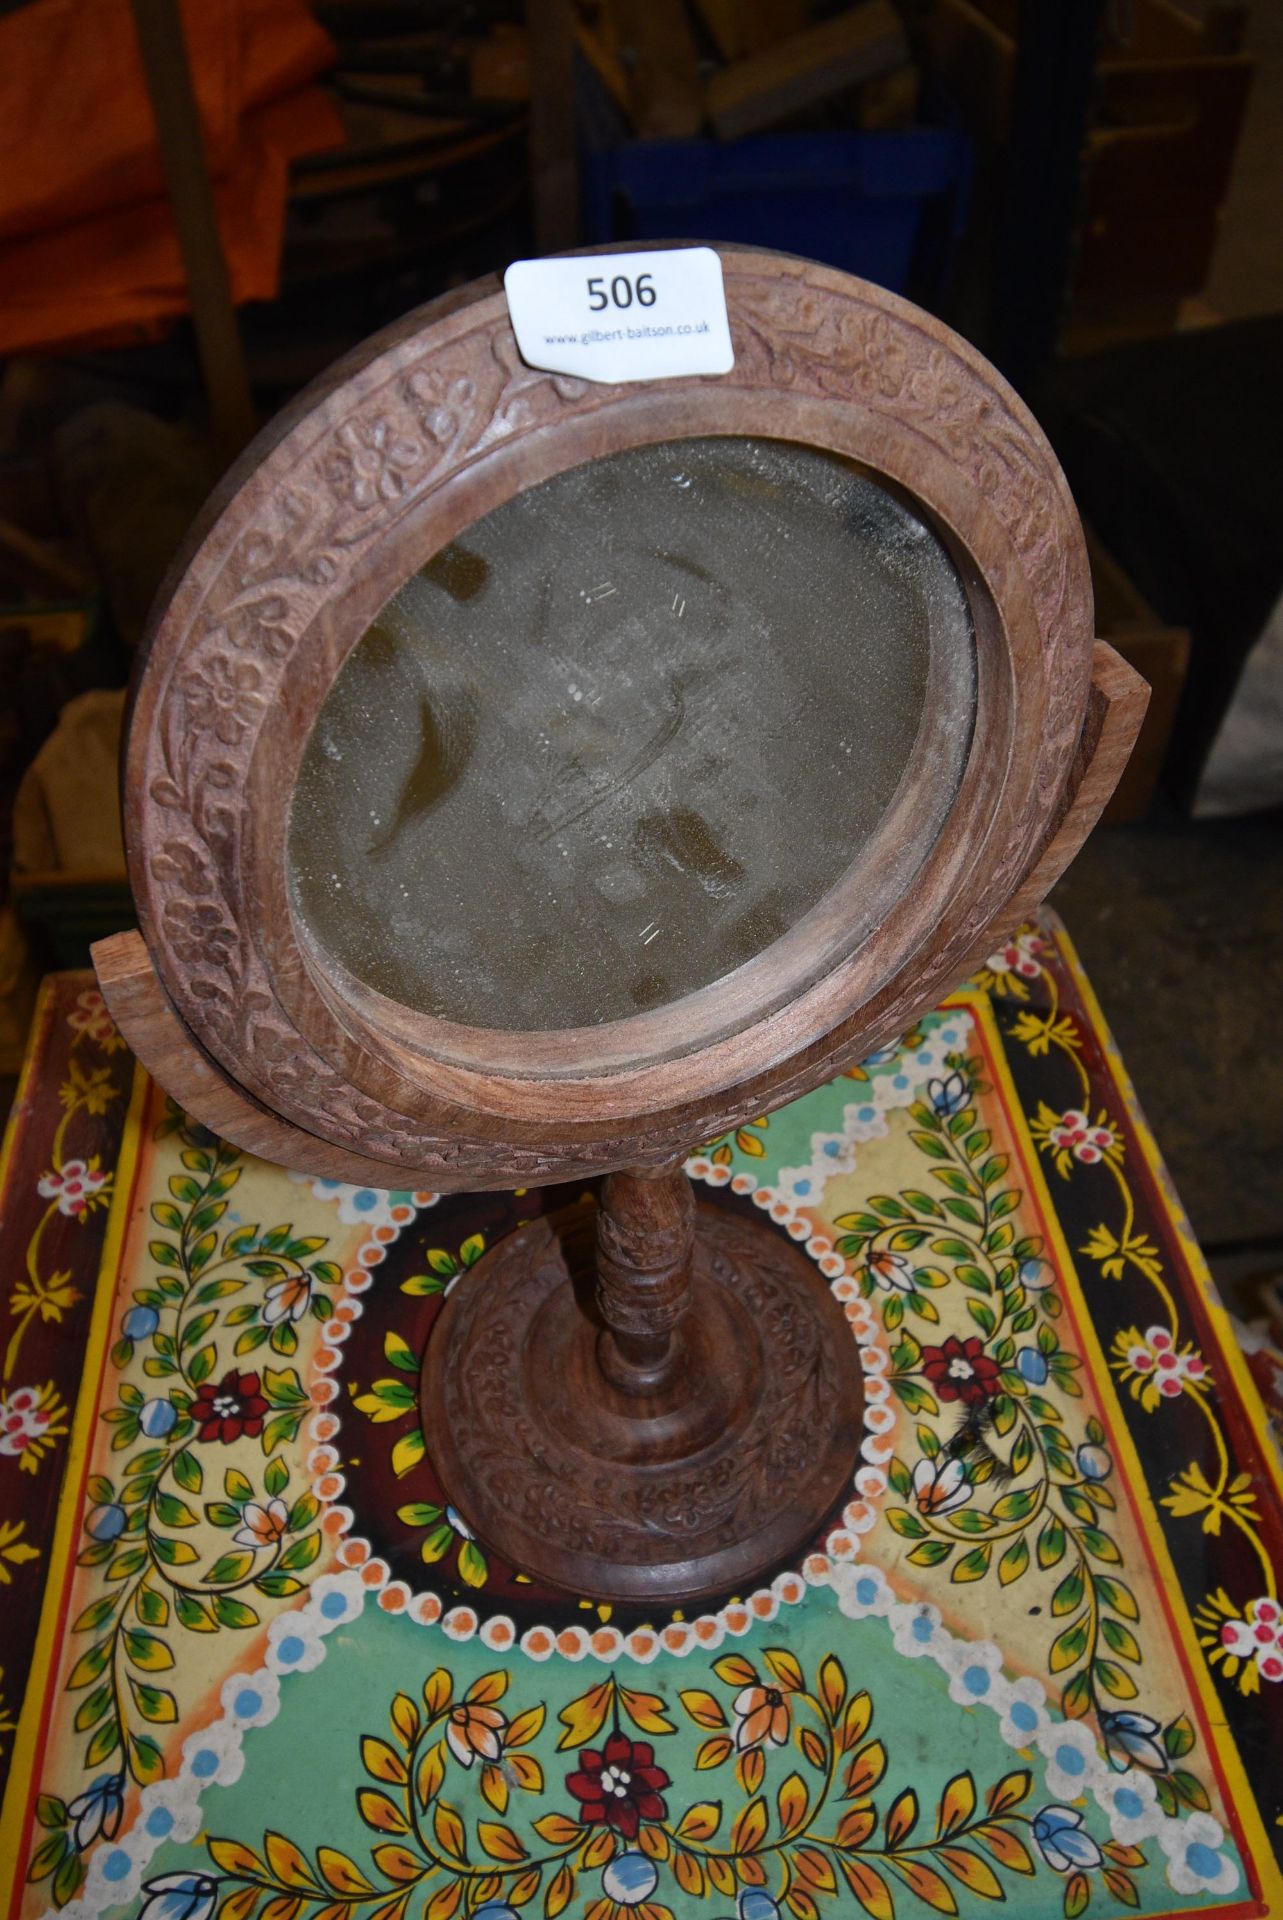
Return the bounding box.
[421,1203,864,1603]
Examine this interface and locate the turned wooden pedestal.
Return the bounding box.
[421,1166,865,1603]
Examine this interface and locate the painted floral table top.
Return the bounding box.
[1,913,1281,1920]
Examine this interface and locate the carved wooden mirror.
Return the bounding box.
[94,246,1148,1604]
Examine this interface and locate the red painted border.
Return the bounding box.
[5,1087,151,1920]
[975,1003,1267,1918]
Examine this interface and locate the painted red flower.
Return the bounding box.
[921,1335,1000,1407]
[192,1370,269,1444]
[564,1732,670,1839]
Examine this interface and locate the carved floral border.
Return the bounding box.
[128,255,1092,1180]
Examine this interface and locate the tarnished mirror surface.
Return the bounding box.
[288,436,976,1033]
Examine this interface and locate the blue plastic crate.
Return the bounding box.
[581,129,971,297]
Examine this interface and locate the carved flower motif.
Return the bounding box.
[406,370,475,445]
[162,898,234,969]
[328,417,423,509]
[221,590,298,659]
[181,652,263,745]
[252,1023,315,1098]
[151,838,214,898]
[850,312,907,399]
[487,330,587,413]
[906,347,962,419]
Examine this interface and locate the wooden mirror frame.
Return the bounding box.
[95,245,1147,1193]
[93,246,1148,1602]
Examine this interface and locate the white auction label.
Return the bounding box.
[504,248,734,385]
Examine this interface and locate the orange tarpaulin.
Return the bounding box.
[0,0,342,355]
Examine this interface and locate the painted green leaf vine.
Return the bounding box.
[833,1053,1208,1823]
[30,1103,332,1906]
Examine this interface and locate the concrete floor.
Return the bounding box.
[1051,803,1283,1294]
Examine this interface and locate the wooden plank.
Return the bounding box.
[735,0,810,57]
[1100,625,1189,822]
[687,0,810,64]
[1076,59,1252,302]
[575,11,633,119]
[1124,0,1246,60]
[922,0,1016,142]
[706,0,908,140]
[526,0,579,250]
[469,25,530,102]
[989,640,1150,931]
[689,0,745,64]
[128,0,256,466]
[1087,527,1189,823]
[613,0,705,138]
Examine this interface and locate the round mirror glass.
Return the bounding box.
[288,436,976,1041]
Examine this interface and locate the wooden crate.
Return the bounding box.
[922,0,1254,343]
